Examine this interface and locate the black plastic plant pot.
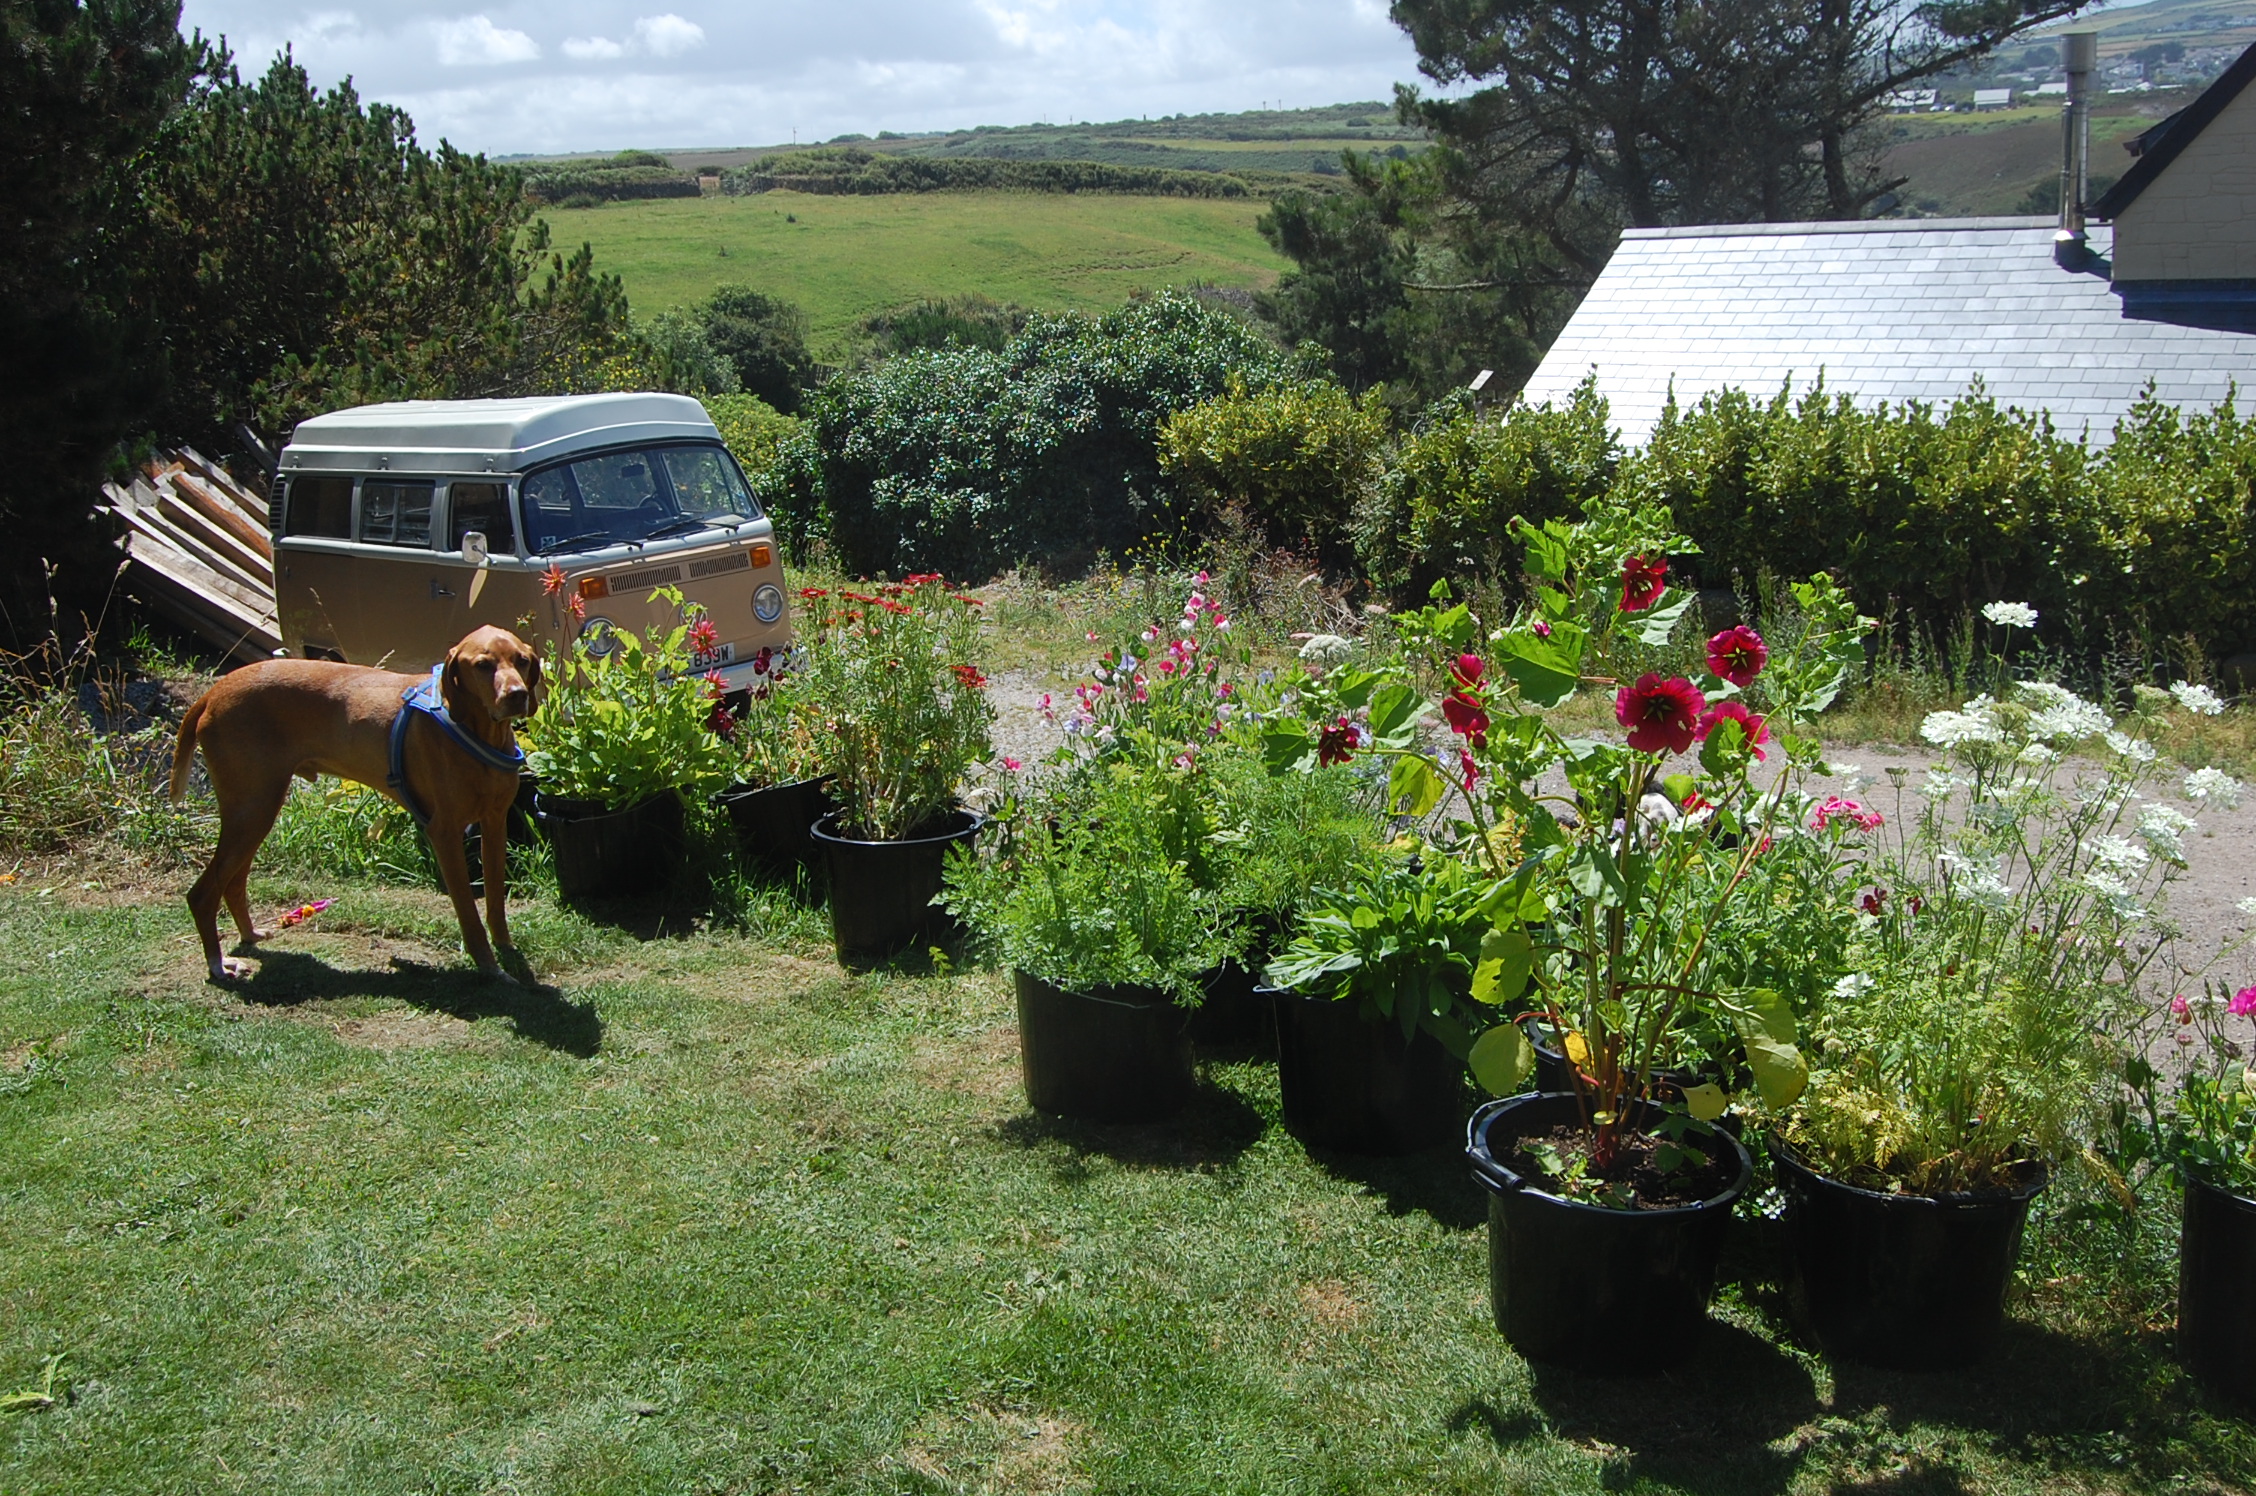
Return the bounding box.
[1522,1017,1574,1094]
[1770,1135,2046,1370]
[533,791,683,900]
[2179,1173,2256,1407]
[1467,1093,1752,1371]
[813,808,982,970]
[1014,970,1195,1122]
[1274,991,1465,1154]
[1185,960,1274,1052]
[720,776,833,875]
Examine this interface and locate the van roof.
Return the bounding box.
[279,393,721,476]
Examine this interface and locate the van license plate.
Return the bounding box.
[691,642,735,672]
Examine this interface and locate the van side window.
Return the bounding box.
[360,480,435,547]
[283,476,353,538]
[448,482,510,551]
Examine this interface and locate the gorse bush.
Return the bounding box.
[762,292,1300,576]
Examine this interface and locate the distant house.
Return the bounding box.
[1514,42,2256,446]
[1973,87,2016,109]
[1885,89,1939,111]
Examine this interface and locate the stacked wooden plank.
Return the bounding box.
[99,449,282,663]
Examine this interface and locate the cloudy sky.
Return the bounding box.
[174,0,1431,157]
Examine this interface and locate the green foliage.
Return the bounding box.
[1358,376,1621,595]
[521,160,698,204]
[640,308,739,395]
[794,579,994,841]
[701,393,799,482]
[691,286,816,414]
[721,147,1256,198]
[521,588,738,811]
[857,294,1031,357]
[1264,853,1495,1053]
[1157,374,1388,568]
[766,291,1298,576]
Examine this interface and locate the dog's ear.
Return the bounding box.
[517,646,542,706]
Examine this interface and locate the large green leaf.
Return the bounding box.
[1469,1023,1535,1097]
[1634,590,1694,646]
[1470,926,1533,1006]
[1490,633,1579,709]
[1388,753,1447,817]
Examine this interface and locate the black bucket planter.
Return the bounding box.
[813,808,983,970]
[1770,1135,2046,1370]
[1186,960,1274,1051]
[2179,1173,2256,1407]
[533,791,684,900]
[1468,1093,1752,1371]
[1523,1017,1574,1094]
[1014,971,1195,1122]
[720,776,832,875]
[1274,991,1465,1154]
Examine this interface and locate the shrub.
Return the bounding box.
[719,148,1253,198]
[1157,375,1388,570]
[763,292,1299,577]
[702,394,799,482]
[694,287,816,414]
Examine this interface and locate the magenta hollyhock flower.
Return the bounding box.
[1318,715,1358,767]
[1620,555,1668,612]
[1706,625,1768,686]
[1442,654,1490,748]
[2232,987,2256,1018]
[1696,699,1770,761]
[1615,673,1705,754]
[1458,748,1480,792]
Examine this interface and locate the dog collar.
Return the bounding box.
[387,664,526,828]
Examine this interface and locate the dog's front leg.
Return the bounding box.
[430,819,515,983]
[480,809,515,961]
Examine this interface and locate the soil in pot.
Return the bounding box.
[721,777,832,876]
[1274,993,1464,1154]
[1014,971,1196,1122]
[1468,1093,1752,1371]
[1770,1135,2046,1371]
[814,808,982,970]
[2178,1174,2256,1408]
[533,792,684,900]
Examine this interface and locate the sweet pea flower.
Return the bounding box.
[1812,795,1884,832]
[1616,673,1705,754]
[1620,555,1668,612]
[1705,625,1768,686]
[2234,987,2256,1018]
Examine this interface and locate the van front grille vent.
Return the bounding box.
[689,551,752,579]
[608,564,684,592]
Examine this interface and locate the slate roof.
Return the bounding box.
[1518,217,2256,446]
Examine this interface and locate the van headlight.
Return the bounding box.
[753,584,785,623]
[578,616,621,656]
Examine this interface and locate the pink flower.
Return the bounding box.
[541,563,569,597]
[2232,987,2256,1018]
[1532,618,1553,639]
[1812,796,1884,833]
[1696,699,1770,760]
[1002,757,1023,772]
[1458,748,1480,792]
[1620,556,1668,612]
[2173,994,2193,1021]
[688,618,721,654]
[1442,654,1490,748]
[1706,625,1768,687]
[1614,673,1705,754]
[702,669,728,698]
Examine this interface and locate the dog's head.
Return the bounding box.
[444,626,542,723]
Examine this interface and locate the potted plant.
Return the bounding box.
[521,586,738,898]
[714,647,831,875]
[942,759,1240,1121]
[797,577,995,967]
[1775,675,2237,1369]
[1264,852,1493,1153]
[1263,501,1868,1368]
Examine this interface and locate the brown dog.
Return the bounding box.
[168,626,542,983]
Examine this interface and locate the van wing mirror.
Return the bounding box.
[460,531,490,565]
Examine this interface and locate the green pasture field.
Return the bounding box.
[543,191,1291,356]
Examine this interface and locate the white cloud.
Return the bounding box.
[432,14,539,66]
[562,34,625,59]
[632,13,704,57]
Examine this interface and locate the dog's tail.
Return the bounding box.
[168,694,208,802]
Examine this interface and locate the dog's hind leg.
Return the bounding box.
[191,771,289,983]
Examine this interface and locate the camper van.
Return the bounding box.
[272,393,790,689]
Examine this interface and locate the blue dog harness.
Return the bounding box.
[386,663,526,830]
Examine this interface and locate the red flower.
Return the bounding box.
[1705,625,1768,686]
[541,563,569,597]
[952,664,989,689]
[798,587,829,599]
[1318,715,1357,767]
[1812,796,1884,832]
[1451,653,1485,690]
[1614,673,1705,754]
[707,702,736,739]
[952,593,984,607]
[688,618,721,654]
[1862,888,1887,916]
[878,598,912,615]
[903,572,945,586]
[1458,748,1480,792]
[1695,699,1769,760]
[1442,653,1490,748]
[567,594,586,621]
[1681,789,1713,813]
[1620,555,1668,612]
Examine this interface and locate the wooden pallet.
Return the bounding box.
[99,449,282,663]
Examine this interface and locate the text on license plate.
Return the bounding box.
[691,642,735,672]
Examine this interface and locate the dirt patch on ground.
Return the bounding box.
[897,1402,1084,1494]
[1297,1278,1368,1332]
[913,1025,1023,1102]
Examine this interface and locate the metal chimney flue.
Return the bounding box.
[2055,31,2099,265]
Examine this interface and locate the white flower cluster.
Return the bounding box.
[1832,973,1876,1000]
[2019,682,2111,744]
[1921,696,2003,748]
[2137,804,2198,864]
[2170,680,2227,717]
[2103,730,2157,764]
[1297,634,1353,665]
[2081,869,2147,922]
[1982,601,2039,629]
[1939,850,2016,909]
[2185,767,2245,809]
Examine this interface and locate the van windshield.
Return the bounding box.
[520,442,759,553]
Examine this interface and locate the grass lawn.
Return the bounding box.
[543,192,1289,356]
[5,840,2255,1492]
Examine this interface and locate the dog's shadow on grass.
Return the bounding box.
[994,1081,1269,1177]
[1450,1318,1823,1495]
[232,949,603,1056]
